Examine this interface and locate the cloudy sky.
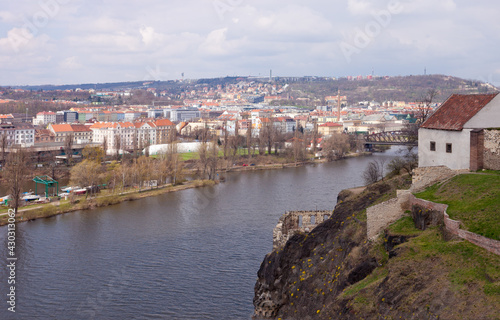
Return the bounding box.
[1,0,499,86]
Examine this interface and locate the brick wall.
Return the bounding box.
[484,129,500,170]
[470,129,484,171]
[409,195,500,256]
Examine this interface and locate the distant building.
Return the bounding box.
[0,114,14,124]
[35,129,55,144]
[170,108,201,122]
[147,109,163,119]
[10,123,35,147]
[48,124,93,143]
[318,122,343,136]
[56,111,78,123]
[33,111,56,126]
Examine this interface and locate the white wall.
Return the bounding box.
[464,94,500,129]
[418,128,472,170]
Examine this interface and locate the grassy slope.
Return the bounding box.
[415,173,500,240]
[341,216,500,320]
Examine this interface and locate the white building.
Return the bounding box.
[170,108,201,122]
[33,112,56,126]
[14,123,35,147]
[419,93,500,170]
[91,120,174,154]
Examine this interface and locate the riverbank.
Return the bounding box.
[0,180,217,226]
[0,151,372,226]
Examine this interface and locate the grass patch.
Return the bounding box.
[484,283,500,296]
[415,174,500,240]
[342,268,388,297]
[388,215,421,236]
[402,228,500,294]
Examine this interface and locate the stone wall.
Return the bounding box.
[273,210,331,250]
[484,129,500,170]
[411,166,466,192]
[409,195,500,256]
[366,190,411,241]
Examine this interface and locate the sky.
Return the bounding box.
[1,0,500,86]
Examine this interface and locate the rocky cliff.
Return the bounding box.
[253,175,500,319]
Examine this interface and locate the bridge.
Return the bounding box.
[363,131,417,146]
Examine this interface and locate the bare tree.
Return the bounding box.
[64,133,74,165]
[403,89,438,144]
[223,120,229,159]
[167,141,183,185]
[143,139,151,157]
[311,120,319,155]
[231,120,241,158]
[132,131,138,158]
[322,133,350,161]
[389,146,418,176]
[114,133,121,160]
[0,132,7,165]
[246,120,253,158]
[4,148,31,214]
[102,136,108,159]
[207,139,219,180]
[197,141,209,178]
[362,160,385,185]
[416,89,438,126]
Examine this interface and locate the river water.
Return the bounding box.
[0,148,404,319]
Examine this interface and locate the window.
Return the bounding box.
[430,141,436,151]
[446,143,452,153]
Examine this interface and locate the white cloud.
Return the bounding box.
[0,0,499,85]
[59,56,82,70]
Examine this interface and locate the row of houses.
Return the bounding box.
[43,119,176,152]
[31,107,202,126]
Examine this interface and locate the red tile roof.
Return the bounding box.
[154,119,174,127]
[421,93,498,131]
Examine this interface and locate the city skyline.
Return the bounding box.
[1,0,499,86]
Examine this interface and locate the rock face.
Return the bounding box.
[253,181,392,319]
[253,175,500,319]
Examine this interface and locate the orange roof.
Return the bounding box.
[50,124,74,132]
[154,119,174,127]
[71,125,92,132]
[0,114,14,119]
[51,124,92,132]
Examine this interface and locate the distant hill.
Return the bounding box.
[286,74,499,104]
[8,74,498,104]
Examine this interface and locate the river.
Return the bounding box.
[0,147,404,319]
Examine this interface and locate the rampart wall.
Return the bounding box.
[273,210,331,250]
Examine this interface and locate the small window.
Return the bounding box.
[430,141,436,151]
[446,143,452,153]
